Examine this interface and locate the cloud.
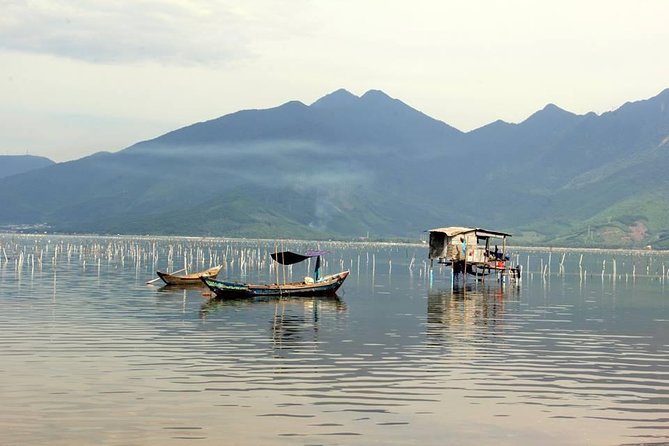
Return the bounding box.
[0,0,306,65]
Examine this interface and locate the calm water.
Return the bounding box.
[1,235,668,445]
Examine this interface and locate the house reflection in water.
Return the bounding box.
[426,283,519,340]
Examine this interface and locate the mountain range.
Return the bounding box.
[1,88,668,247]
[0,155,54,179]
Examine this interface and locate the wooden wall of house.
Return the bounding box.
[430,231,480,261]
[446,232,477,261]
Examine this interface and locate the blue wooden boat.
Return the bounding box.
[201,250,349,299]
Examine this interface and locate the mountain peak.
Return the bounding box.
[310,89,359,108]
[469,119,514,133]
[361,89,391,100]
[522,102,576,125]
[542,103,567,113]
[278,100,308,109]
[360,90,403,107]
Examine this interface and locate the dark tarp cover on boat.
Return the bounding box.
[270,250,329,265]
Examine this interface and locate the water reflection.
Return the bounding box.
[427,283,519,335]
[2,234,669,446]
[200,295,347,315]
[424,280,669,444]
[156,283,208,293]
[201,295,347,350]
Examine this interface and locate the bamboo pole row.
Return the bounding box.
[4,235,669,286]
[518,251,669,282]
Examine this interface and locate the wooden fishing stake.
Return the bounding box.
[274,240,278,285]
[548,251,552,276]
[540,258,544,277]
[613,257,617,281]
[429,259,433,288]
[464,254,467,285]
[281,240,286,291]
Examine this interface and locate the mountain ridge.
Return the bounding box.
[1,88,668,247]
[0,155,55,179]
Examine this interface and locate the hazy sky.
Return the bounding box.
[1,0,668,162]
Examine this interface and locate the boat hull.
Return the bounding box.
[156,265,222,286]
[201,271,349,299]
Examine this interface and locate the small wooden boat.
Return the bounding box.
[202,270,349,298]
[155,265,222,286]
[201,250,349,299]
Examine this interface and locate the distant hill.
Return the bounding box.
[0,155,54,179]
[0,88,668,248]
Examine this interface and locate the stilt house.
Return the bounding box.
[428,227,519,278]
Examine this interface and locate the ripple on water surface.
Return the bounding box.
[0,235,668,445]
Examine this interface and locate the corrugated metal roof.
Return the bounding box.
[428,227,512,238]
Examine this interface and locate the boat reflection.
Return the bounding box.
[427,283,519,338]
[156,283,209,293]
[201,295,348,352]
[200,294,347,314]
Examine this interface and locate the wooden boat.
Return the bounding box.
[201,250,349,298]
[155,265,222,286]
[202,270,349,298]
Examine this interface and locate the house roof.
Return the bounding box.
[428,227,512,238]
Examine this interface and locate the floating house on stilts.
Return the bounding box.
[428,227,521,283]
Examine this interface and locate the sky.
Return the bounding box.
[1,0,668,162]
